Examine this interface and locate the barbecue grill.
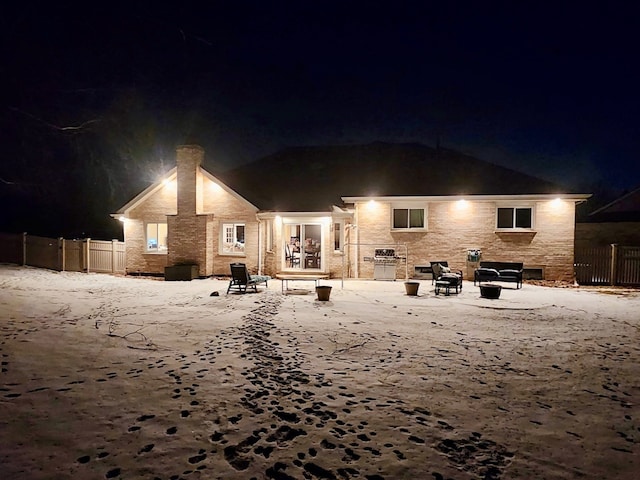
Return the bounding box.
[373,248,398,280]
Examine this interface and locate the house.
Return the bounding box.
[575,185,640,249]
[113,143,590,282]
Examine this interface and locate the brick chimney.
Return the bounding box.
[176,144,204,216]
[167,144,211,276]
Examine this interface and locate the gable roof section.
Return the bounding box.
[113,166,258,216]
[216,142,580,211]
[587,185,640,222]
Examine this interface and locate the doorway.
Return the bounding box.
[284,223,322,270]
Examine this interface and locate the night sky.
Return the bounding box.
[1,3,639,238]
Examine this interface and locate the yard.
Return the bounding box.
[0,265,638,479]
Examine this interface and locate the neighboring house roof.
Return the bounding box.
[586,185,640,222]
[216,142,578,211]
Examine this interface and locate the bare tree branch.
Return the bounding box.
[10,107,101,133]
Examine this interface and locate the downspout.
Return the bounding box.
[257,215,263,276]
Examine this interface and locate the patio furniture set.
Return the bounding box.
[430,260,523,297]
[226,260,524,299]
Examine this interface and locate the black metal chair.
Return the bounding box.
[227,263,271,294]
[285,243,301,267]
[432,262,463,295]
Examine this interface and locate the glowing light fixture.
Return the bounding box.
[455,199,468,209]
[118,216,126,222]
[366,199,377,210]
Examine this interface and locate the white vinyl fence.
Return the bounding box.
[0,232,125,274]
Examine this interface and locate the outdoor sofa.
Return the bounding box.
[473,261,524,289]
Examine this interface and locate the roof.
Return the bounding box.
[216,142,581,211]
[587,185,640,222]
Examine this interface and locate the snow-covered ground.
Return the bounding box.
[0,264,638,480]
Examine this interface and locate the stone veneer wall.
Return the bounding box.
[352,198,577,282]
[123,145,260,276]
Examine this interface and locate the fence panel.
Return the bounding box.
[114,241,126,273]
[26,235,60,271]
[575,246,612,285]
[0,233,23,264]
[63,239,84,272]
[89,240,115,273]
[617,246,640,286]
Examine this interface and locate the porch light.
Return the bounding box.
[455,199,468,209]
[118,216,126,223]
[551,197,563,207]
[162,178,176,188]
[210,182,222,192]
[366,199,377,210]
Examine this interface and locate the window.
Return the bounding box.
[334,221,343,251]
[146,223,168,252]
[266,219,274,252]
[392,208,425,229]
[497,207,533,229]
[222,223,245,254]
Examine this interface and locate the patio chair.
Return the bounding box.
[432,262,463,295]
[285,243,301,268]
[227,263,271,294]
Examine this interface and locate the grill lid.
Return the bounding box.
[374,248,396,258]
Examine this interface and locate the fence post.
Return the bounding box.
[610,243,618,286]
[58,237,64,271]
[21,232,27,266]
[112,239,117,273]
[86,238,91,273]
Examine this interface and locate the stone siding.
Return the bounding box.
[351,198,577,282]
[123,145,259,277]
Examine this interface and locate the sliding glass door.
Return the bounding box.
[284,223,322,270]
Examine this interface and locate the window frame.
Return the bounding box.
[265,219,274,253]
[495,205,534,230]
[220,222,246,255]
[333,220,344,252]
[145,222,168,254]
[391,205,427,231]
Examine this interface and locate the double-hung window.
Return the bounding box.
[222,223,245,254]
[392,207,426,230]
[146,223,168,253]
[496,207,533,229]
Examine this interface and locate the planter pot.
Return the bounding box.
[404,281,420,296]
[316,285,332,301]
[480,284,502,299]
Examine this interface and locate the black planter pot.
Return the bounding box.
[316,285,332,301]
[480,284,502,299]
